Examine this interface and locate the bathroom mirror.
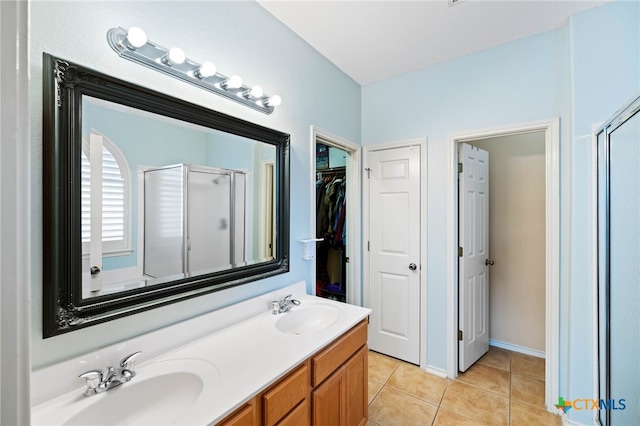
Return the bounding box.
[42,53,290,337]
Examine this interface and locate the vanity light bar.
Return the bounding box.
[107,27,281,114]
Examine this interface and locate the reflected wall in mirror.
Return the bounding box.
[43,53,290,337]
[80,97,277,298]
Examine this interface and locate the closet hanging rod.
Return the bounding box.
[317,167,346,174]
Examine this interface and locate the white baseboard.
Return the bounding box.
[561,412,598,426]
[489,339,545,359]
[425,365,448,378]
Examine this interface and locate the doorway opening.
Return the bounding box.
[447,119,560,411]
[315,142,347,301]
[311,127,361,305]
[458,133,546,373]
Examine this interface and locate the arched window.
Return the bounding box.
[81,133,131,256]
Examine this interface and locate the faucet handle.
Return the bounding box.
[79,369,103,394]
[284,294,301,306]
[120,351,142,369]
[119,351,141,381]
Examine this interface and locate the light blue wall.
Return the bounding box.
[362,2,639,424]
[30,1,360,368]
[567,2,640,424]
[363,25,571,371]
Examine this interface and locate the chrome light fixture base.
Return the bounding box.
[107,27,277,114]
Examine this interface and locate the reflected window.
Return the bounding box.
[81,134,131,255]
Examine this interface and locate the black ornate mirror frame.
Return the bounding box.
[42,53,290,338]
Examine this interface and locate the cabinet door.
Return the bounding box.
[344,346,368,426]
[312,366,345,426]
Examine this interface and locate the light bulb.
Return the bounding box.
[249,85,263,98]
[266,95,281,107]
[223,75,243,89]
[125,27,147,49]
[196,61,216,79]
[162,47,185,66]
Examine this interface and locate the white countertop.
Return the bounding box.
[31,282,371,425]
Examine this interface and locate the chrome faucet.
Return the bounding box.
[272,294,301,315]
[79,351,141,397]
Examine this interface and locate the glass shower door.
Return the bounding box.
[598,97,640,425]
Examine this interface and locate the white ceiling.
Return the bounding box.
[257,0,611,85]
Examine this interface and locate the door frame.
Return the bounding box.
[260,161,275,260]
[310,126,361,305]
[363,138,428,370]
[446,119,560,411]
[0,0,31,424]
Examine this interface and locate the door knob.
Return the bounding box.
[409,263,417,271]
[485,259,495,266]
[90,266,101,275]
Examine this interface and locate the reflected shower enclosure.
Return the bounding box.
[143,164,247,279]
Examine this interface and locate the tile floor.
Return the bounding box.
[367,346,562,426]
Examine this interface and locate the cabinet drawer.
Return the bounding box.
[278,399,309,426]
[217,402,255,426]
[263,363,308,426]
[312,320,367,387]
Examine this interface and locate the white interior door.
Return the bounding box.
[88,133,103,292]
[367,145,421,364]
[262,163,275,260]
[458,143,490,372]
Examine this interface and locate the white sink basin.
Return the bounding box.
[267,303,343,335]
[32,358,219,426]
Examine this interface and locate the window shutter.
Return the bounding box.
[81,145,126,245]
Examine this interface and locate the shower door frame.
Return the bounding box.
[596,93,640,426]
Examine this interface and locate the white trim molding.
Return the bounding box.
[309,126,361,306]
[0,1,31,424]
[446,118,560,412]
[425,365,448,379]
[489,339,545,359]
[591,122,602,426]
[363,137,428,370]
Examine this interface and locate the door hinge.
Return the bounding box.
[367,241,370,251]
[345,257,350,263]
[365,167,371,179]
[458,330,463,341]
[458,246,463,257]
[458,162,463,173]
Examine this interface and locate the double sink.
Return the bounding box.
[32,296,352,425]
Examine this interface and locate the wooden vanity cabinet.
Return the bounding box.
[216,319,368,426]
[311,321,368,426]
